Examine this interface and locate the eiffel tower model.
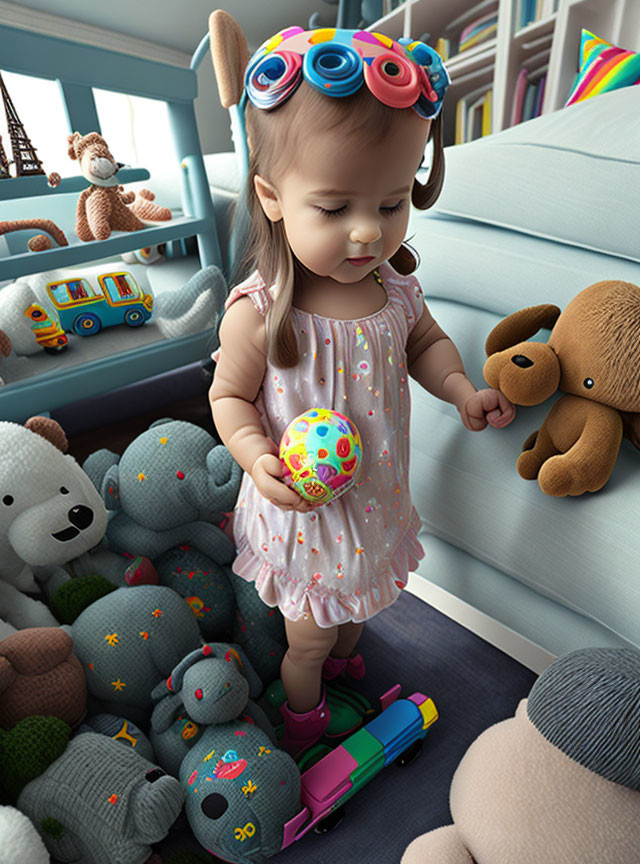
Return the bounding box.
[0,71,45,177]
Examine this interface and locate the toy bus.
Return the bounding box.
[281,688,438,847]
[45,270,153,336]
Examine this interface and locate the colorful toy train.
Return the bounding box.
[281,688,438,847]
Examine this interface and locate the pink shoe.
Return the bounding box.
[322,656,348,681]
[346,653,366,679]
[322,653,366,681]
[279,690,330,757]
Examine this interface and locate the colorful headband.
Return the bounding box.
[244,27,450,119]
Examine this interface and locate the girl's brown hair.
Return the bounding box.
[242,81,445,368]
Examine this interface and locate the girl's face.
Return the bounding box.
[255,109,431,283]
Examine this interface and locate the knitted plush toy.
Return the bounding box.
[149,643,274,777]
[484,280,640,496]
[0,627,86,729]
[402,647,640,864]
[72,585,204,727]
[83,419,288,686]
[179,712,300,864]
[17,730,184,864]
[0,416,157,630]
[68,131,171,242]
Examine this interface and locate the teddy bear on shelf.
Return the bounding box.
[68,131,171,242]
[483,280,640,496]
[401,647,640,864]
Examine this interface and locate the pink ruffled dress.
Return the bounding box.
[213,261,425,627]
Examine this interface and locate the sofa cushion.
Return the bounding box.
[408,210,640,318]
[426,86,640,262]
[409,297,640,649]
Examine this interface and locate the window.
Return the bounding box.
[99,272,141,304]
[47,278,96,306]
[0,71,175,180]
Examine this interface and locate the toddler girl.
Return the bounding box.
[210,21,514,756]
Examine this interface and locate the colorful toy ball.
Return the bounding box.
[279,409,363,505]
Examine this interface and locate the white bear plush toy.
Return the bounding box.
[0,806,50,864]
[0,417,108,629]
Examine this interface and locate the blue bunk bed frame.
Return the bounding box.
[0,23,222,422]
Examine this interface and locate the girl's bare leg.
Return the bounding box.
[331,620,365,659]
[281,612,338,713]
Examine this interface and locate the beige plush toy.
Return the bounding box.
[68,132,171,242]
[402,647,640,864]
[483,280,640,496]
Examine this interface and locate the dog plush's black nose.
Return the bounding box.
[68,505,94,530]
[511,354,534,368]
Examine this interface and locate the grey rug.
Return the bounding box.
[158,586,537,863]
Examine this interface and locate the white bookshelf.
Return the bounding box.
[368,0,640,144]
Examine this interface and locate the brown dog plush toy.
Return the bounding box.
[68,132,171,242]
[483,280,640,496]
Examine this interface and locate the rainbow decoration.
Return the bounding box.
[565,29,640,107]
[245,27,450,119]
[279,408,362,505]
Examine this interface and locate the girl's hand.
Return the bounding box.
[460,388,515,431]
[251,452,315,513]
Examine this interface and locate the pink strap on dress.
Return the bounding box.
[211,271,272,362]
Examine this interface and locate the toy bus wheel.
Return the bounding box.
[124,309,146,327]
[73,313,101,336]
[313,805,346,834]
[395,739,423,768]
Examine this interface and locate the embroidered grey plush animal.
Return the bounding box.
[83,419,288,686]
[83,418,240,564]
[180,716,300,864]
[18,731,184,864]
[72,585,203,727]
[150,643,275,777]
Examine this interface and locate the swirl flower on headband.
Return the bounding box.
[244,26,450,118]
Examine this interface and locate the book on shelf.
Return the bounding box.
[459,16,498,53]
[510,65,548,126]
[454,84,494,144]
[435,37,450,62]
[517,0,557,29]
[440,0,498,58]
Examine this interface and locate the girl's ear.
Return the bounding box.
[254,175,283,222]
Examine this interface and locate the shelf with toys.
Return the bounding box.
[0,22,223,422]
[365,0,639,144]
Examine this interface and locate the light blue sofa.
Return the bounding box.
[407,87,640,655]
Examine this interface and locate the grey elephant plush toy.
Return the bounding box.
[180,716,300,864]
[83,419,288,687]
[18,731,184,864]
[72,585,203,726]
[83,418,241,564]
[150,643,276,777]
